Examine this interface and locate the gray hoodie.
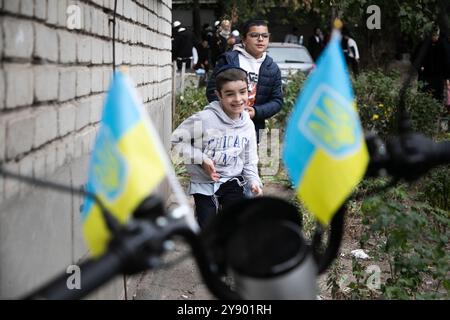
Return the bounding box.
[171,100,262,188]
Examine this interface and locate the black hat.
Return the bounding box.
[215,64,248,77]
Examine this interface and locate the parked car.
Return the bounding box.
[267,42,315,82]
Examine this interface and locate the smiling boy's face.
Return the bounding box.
[215,80,249,120]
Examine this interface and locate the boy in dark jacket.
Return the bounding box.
[206,19,283,141]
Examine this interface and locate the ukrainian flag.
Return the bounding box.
[82,71,168,256]
[283,29,368,225]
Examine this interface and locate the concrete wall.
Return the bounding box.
[0,0,173,299]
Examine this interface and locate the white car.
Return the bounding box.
[267,42,315,80]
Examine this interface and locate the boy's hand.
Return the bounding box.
[202,158,220,181]
[250,184,263,196]
[245,107,255,119]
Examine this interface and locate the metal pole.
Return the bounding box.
[112,0,118,73]
[172,61,177,130]
[181,62,186,93]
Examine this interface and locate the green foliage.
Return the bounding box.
[359,185,450,299]
[419,166,450,212]
[173,87,208,128]
[267,72,307,131]
[353,70,399,136]
[354,70,442,137]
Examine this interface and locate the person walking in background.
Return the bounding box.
[226,30,241,51]
[413,26,450,105]
[284,26,300,44]
[206,19,283,142]
[341,26,360,76]
[308,26,324,61]
[171,20,181,62]
[211,20,232,67]
[172,66,263,228]
[172,23,196,71]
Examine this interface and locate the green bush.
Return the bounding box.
[360,185,450,299]
[419,166,450,212]
[173,87,208,128]
[271,72,307,130]
[354,70,442,137]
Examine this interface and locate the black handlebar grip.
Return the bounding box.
[25,250,124,300]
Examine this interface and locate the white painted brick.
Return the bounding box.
[5,64,34,109]
[75,98,91,130]
[131,2,137,22]
[57,0,67,27]
[34,106,57,148]
[31,149,45,178]
[45,143,56,175]
[77,35,91,63]
[3,18,34,59]
[104,11,111,37]
[90,0,102,6]
[103,68,112,91]
[103,39,112,64]
[0,17,2,59]
[55,141,66,168]
[104,0,114,10]
[89,94,104,124]
[91,67,103,93]
[76,67,91,97]
[0,173,3,203]
[123,0,130,18]
[34,0,47,20]
[58,103,75,136]
[35,23,58,62]
[130,26,137,44]
[138,46,143,65]
[34,65,59,102]
[3,0,20,13]
[74,132,83,158]
[91,38,103,64]
[3,162,20,200]
[46,0,58,25]
[138,5,144,24]
[82,128,92,154]
[131,46,137,65]
[123,45,131,64]
[58,30,77,63]
[93,9,104,36]
[0,70,4,109]
[0,116,6,160]
[143,7,149,26]
[83,4,92,33]
[21,0,34,16]
[118,20,125,42]
[5,112,35,159]
[90,9,99,35]
[19,154,34,195]
[64,134,74,161]
[116,0,123,16]
[115,42,123,65]
[58,68,76,102]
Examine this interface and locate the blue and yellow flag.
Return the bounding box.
[283,29,368,225]
[82,71,168,256]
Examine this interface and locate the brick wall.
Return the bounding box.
[0,0,173,299]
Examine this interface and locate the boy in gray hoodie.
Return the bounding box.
[172,66,263,228]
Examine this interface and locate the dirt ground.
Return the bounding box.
[132,177,369,300]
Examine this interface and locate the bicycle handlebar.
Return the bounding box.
[22,130,449,300]
[366,133,450,181]
[25,250,124,300]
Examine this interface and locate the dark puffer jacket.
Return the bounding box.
[206,50,283,136]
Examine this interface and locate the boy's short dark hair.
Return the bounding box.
[241,19,268,37]
[215,67,248,92]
